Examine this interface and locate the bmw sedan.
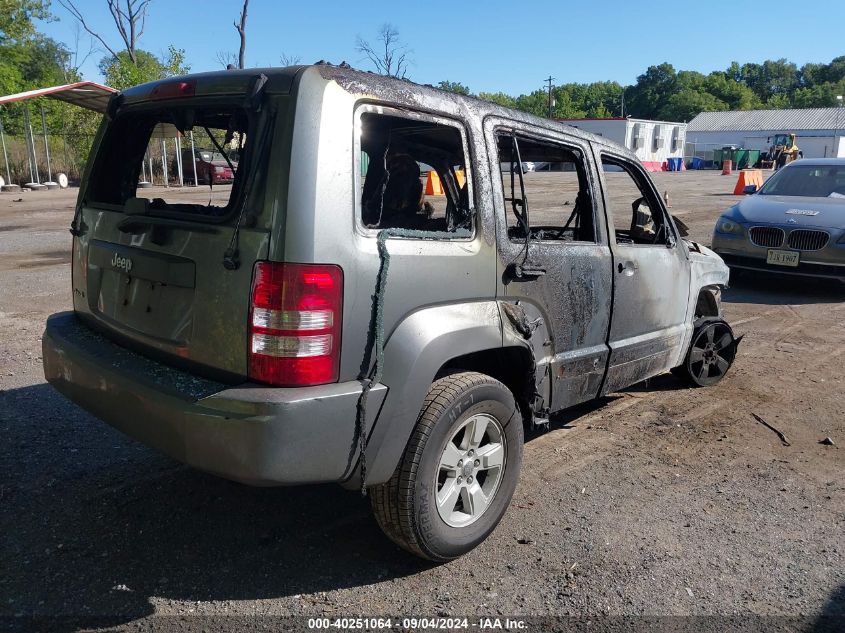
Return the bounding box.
[711,158,845,281]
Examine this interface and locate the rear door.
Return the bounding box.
[71,87,287,379]
[486,119,613,412]
[596,151,690,394]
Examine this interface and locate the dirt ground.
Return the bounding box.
[0,171,843,632]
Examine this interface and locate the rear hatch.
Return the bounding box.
[70,72,293,381]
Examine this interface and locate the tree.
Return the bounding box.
[626,63,678,119]
[233,0,248,69]
[0,0,51,43]
[99,46,189,90]
[659,89,727,122]
[0,1,63,97]
[437,80,470,95]
[356,24,411,78]
[558,81,623,118]
[478,92,517,109]
[58,0,150,64]
[703,72,760,111]
[215,50,238,69]
[739,58,799,103]
[514,89,550,117]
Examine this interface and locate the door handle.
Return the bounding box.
[617,261,637,275]
[505,262,546,281]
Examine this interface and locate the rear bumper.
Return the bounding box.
[42,312,387,485]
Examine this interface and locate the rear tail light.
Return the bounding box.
[248,262,343,387]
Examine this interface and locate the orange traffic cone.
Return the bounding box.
[733,169,764,195]
[424,171,444,195]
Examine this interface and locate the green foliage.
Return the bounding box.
[437,80,470,95]
[99,46,190,91]
[792,80,845,108]
[0,0,51,44]
[452,54,845,123]
[477,92,517,109]
[625,63,677,119]
[515,89,550,117]
[659,89,728,122]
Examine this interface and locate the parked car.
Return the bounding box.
[177,148,237,184]
[43,65,738,562]
[711,158,845,281]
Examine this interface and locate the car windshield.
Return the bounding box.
[758,164,845,198]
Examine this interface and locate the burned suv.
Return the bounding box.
[43,65,737,561]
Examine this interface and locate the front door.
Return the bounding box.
[596,151,690,394]
[486,119,613,412]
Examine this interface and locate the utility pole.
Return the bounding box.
[545,76,555,119]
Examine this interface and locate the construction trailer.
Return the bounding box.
[686,108,845,160]
[557,117,687,172]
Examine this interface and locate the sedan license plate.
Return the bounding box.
[766,249,800,267]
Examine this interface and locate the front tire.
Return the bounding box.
[370,372,523,561]
[673,318,738,387]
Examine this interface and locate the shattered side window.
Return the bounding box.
[358,111,473,236]
[497,134,596,243]
[601,155,668,246]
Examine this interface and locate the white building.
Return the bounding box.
[558,117,687,171]
[686,108,845,159]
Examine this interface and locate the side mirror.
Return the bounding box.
[743,184,758,195]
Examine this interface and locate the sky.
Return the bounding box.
[39,0,845,96]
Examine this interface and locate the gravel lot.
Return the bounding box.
[1,171,843,632]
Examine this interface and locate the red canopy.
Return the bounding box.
[0,81,117,113]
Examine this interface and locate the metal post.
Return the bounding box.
[161,138,169,187]
[0,111,11,185]
[189,130,198,186]
[40,104,54,184]
[23,107,41,184]
[175,136,184,186]
[834,95,843,159]
[544,75,555,119]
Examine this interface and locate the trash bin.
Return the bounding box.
[690,157,704,170]
[667,157,683,171]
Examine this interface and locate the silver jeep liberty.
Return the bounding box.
[43,65,737,561]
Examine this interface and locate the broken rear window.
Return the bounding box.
[86,105,255,219]
[357,109,473,236]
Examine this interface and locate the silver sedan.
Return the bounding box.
[711,158,845,281]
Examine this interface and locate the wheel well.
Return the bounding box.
[695,285,722,318]
[436,346,535,417]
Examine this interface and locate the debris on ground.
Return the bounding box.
[819,437,835,446]
[751,413,790,446]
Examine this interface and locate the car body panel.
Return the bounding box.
[483,116,613,414]
[593,148,693,395]
[43,312,387,485]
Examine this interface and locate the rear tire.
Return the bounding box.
[370,372,523,561]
